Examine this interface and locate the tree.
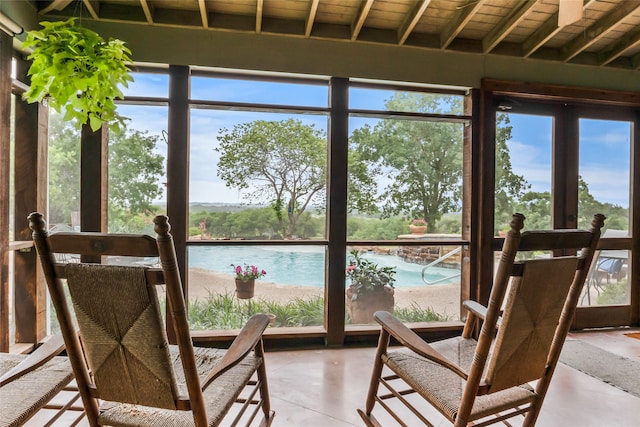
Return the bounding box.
[108,127,165,215]
[514,191,551,230]
[350,93,464,230]
[48,115,81,225]
[215,119,326,238]
[47,112,165,230]
[577,176,628,231]
[494,113,529,230]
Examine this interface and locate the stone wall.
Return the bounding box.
[397,245,461,269]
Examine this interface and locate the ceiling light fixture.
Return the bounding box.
[558,0,583,27]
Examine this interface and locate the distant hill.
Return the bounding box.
[188,202,258,213]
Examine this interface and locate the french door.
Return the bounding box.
[490,99,638,329]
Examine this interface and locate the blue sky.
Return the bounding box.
[507,114,630,207]
[119,73,631,209]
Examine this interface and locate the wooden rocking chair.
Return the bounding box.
[358,213,604,427]
[0,333,74,426]
[29,213,275,427]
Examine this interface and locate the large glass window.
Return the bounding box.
[188,73,330,330]
[346,85,469,324]
[188,109,328,241]
[108,103,168,234]
[47,111,81,229]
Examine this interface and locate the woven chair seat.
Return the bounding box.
[0,354,73,427]
[385,337,536,422]
[98,346,261,427]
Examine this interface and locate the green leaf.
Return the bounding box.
[89,115,103,131]
[21,18,134,131]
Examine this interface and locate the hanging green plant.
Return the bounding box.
[22,18,134,131]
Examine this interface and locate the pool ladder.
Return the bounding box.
[421,246,462,285]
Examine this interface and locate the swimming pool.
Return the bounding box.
[189,246,459,288]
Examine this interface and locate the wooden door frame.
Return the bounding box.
[480,79,640,328]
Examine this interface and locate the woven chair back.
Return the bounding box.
[485,256,578,392]
[65,263,179,408]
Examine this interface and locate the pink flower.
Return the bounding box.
[231,263,267,280]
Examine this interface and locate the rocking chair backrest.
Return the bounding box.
[28,213,207,424]
[470,213,603,396]
[485,256,578,392]
[65,262,179,408]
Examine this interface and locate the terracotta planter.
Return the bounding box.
[235,278,255,299]
[346,285,394,324]
[409,224,427,235]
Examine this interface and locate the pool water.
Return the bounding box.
[189,246,459,288]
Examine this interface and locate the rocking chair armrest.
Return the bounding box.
[0,333,66,387]
[374,311,468,380]
[463,300,502,327]
[201,314,270,390]
[463,300,488,321]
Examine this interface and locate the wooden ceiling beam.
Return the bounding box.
[522,12,561,58]
[38,0,74,15]
[562,1,640,62]
[599,29,640,66]
[140,0,154,24]
[197,0,208,28]
[631,51,640,70]
[398,0,431,46]
[440,0,486,49]
[82,0,100,20]
[305,0,319,37]
[256,0,263,33]
[522,0,596,58]
[482,0,538,54]
[351,0,374,41]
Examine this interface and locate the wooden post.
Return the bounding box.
[326,77,348,346]
[461,89,479,313]
[13,57,49,343]
[166,65,190,343]
[80,122,108,262]
[0,31,12,352]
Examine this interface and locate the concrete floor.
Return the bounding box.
[25,327,640,426]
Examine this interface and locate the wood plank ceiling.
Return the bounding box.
[33,0,640,70]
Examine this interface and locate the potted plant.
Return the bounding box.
[345,250,396,324]
[22,18,133,132]
[231,263,267,299]
[409,218,427,234]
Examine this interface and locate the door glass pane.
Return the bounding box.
[578,119,631,307]
[495,113,553,232]
[578,119,630,232]
[582,249,630,307]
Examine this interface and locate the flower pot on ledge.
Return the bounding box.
[235,278,255,299]
[409,224,427,235]
[346,285,394,324]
